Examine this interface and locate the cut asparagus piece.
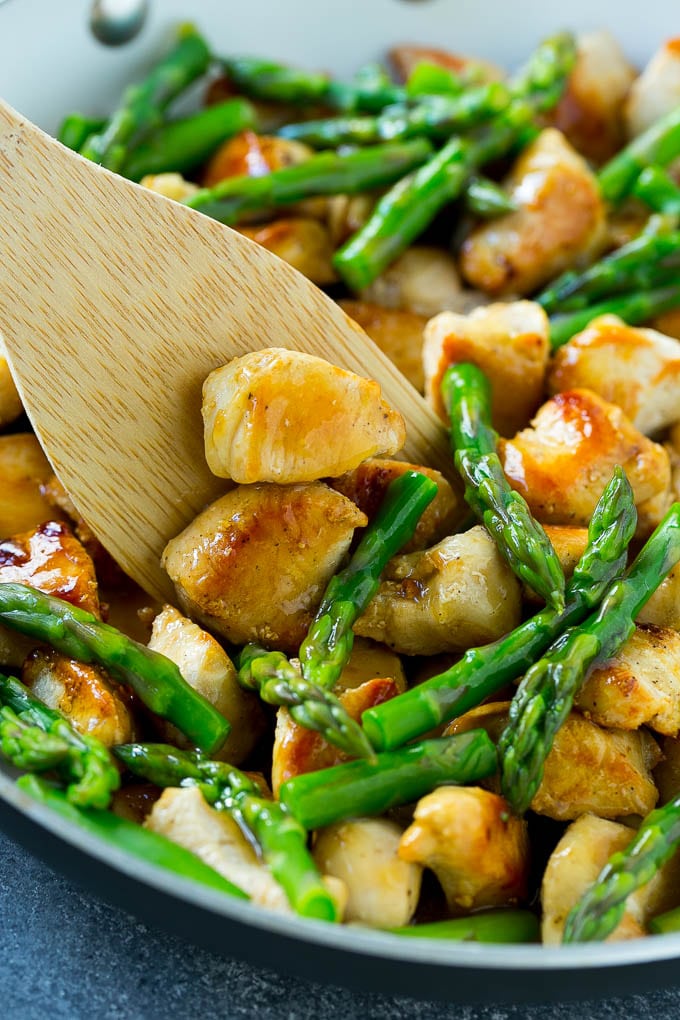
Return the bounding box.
[549,284,680,349]
[598,104,680,205]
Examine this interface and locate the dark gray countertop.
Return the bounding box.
[3,829,680,1019]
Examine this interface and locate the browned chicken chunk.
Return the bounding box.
[0,520,100,615]
[357,246,469,318]
[338,300,428,392]
[624,38,680,138]
[0,434,62,539]
[237,218,337,285]
[638,565,680,630]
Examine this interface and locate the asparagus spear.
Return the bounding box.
[598,104,680,205]
[549,284,680,349]
[509,31,577,110]
[122,98,256,181]
[362,467,636,752]
[405,61,465,98]
[498,501,680,816]
[114,742,339,921]
[237,644,375,761]
[18,774,248,900]
[0,672,120,808]
[562,793,680,942]
[442,362,565,611]
[387,910,540,943]
[81,24,211,172]
[279,729,497,830]
[465,175,517,217]
[0,584,230,755]
[57,113,106,152]
[633,164,680,215]
[184,138,433,224]
[649,904,680,935]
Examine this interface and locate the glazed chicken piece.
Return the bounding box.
[354,526,522,656]
[146,786,346,915]
[338,300,428,392]
[147,605,266,765]
[162,482,366,654]
[548,316,680,436]
[548,31,636,164]
[325,193,376,247]
[140,172,199,202]
[638,565,680,630]
[333,637,406,693]
[237,218,336,285]
[22,648,136,747]
[313,818,422,928]
[357,246,471,319]
[575,624,680,737]
[0,338,22,427]
[0,434,62,539]
[202,349,405,484]
[542,814,680,945]
[624,38,680,138]
[398,786,529,913]
[522,525,589,602]
[498,389,671,534]
[329,457,466,552]
[422,301,550,437]
[388,44,504,84]
[460,129,605,296]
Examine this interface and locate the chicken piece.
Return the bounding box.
[325,193,376,247]
[398,786,529,913]
[147,605,266,765]
[521,524,589,604]
[638,564,680,630]
[575,624,680,737]
[162,482,366,654]
[271,676,400,794]
[625,38,680,138]
[201,130,313,187]
[460,129,605,296]
[448,703,661,821]
[0,520,100,615]
[549,31,636,164]
[237,218,336,285]
[498,389,671,534]
[388,44,504,84]
[0,338,22,427]
[654,734,680,804]
[146,786,345,916]
[0,434,61,539]
[338,300,428,392]
[422,301,550,437]
[23,648,136,747]
[541,814,680,945]
[336,637,406,693]
[202,349,406,484]
[354,526,522,656]
[329,457,465,553]
[313,818,422,928]
[357,246,468,319]
[139,172,199,202]
[548,316,680,436]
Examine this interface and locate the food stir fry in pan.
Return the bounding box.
[4,23,680,945]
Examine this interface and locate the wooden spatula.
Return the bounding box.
[0,100,451,604]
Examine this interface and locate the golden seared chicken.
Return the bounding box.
[140,172,200,202]
[422,301,550,437]
[354,526,522,656]
[237,218,336,285]
[162,482,366,654]
[541,814,680,945]
[325,194,376,247]
[460,129,605,296]
[313,818,422,928]
[388,44,504,84]
[638,564,680,630]
[329,457,465,552]
[23,649,136,747]
[522,525,589,602]
[201,131,313,187]
[147,605,265,765]
[202,349,406,484]
[338,300,428,392]
[357,246,469,319]
[624,38,680,138]
[0,434,61,539]
[549,31,636,164]
[333,637,407,693]
[498,389,671,534]
[548,315,680,436]
[398,787,529,913]
[575,624,680,737]
[0,338,22,428]
[146,786,345,915]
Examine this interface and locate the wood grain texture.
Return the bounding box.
[0,101,452,602]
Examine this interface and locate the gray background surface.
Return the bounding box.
[3,829,680,1019]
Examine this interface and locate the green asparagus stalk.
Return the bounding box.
[649,905,680,935]
[122,98,256,181]
[81,24,211,171]
[387,910,540,943]
[362,467,636,752]
[237,645,375,761]
[405,61,465,98]
[465,175,517,217]
[562,793,680,942]
[598,104,680,205]
[114,742,339,921]
[279,729,497,830]
[509,31,577,110]
[18,774,248,900]
[633,164,680,215]
[0,584,230,755]
[0,673,120,809]
[184,138,433,224]
[442,362,565,611]
[57,113,106,152]
[549,284,680,349]
[498,501,680,816]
